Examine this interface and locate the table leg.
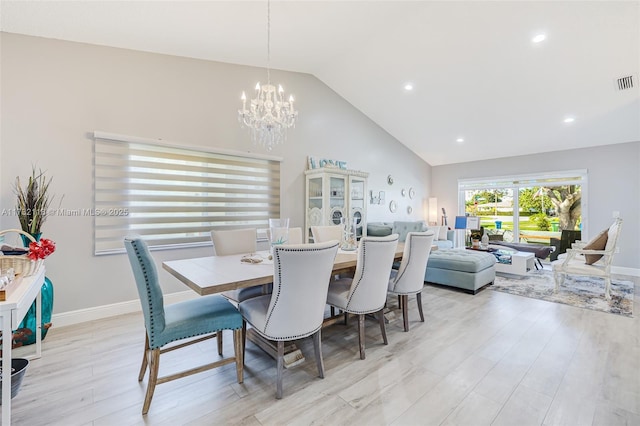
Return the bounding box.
[2,315,12,425]
[34,290,42,359]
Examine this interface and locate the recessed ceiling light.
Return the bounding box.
[456,138,464,143]
[404,83,414,91]
[532,33,546,43]
[563,117,575,123]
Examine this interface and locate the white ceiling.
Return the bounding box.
[2,1,639,166]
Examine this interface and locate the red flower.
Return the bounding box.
[28,238,56,261]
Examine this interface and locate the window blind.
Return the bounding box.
[94,132,281,255]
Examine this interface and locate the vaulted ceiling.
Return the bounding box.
[2,1,638,165]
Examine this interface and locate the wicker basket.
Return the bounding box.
[0,229,40,277]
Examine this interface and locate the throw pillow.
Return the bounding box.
[438,226,448,241]
[583,229,608,265]
[426,226,442,240]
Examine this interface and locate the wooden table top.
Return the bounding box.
[163,244,404,296]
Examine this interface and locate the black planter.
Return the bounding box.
[0,358,29,401]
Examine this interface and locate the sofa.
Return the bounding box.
[367,221,454,249]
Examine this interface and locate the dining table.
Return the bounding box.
[162,244,404,367]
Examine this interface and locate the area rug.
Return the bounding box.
[490,270,634,317]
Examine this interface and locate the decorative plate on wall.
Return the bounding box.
[407,206,413,214]
[389,200,397,213]
[409,187,415,199]
[401,188,406,197]
[387,175,394,185]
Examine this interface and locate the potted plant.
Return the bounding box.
[9,167,58,348]
[470,229,482,248]
[13,167,56,243]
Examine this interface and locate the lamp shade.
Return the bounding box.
[428,197,438,225]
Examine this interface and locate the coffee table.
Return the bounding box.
[466,246,535,276]
[491,246,535,276]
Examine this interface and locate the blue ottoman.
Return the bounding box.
[425,249,496,294]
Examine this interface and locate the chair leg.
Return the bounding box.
[377,308,388,345]
[138,333,150,381]
[217,330,223,355]
[311,330,325,379]
[398,294,402,308]
[604,277,612,300]
[233,328,244,383]
[416,292,425,323]
[358,314,366,360]
[242,320,247,363]
[402,295,409,332]
[554,271,564,292]
[142,348,160,415]
[276,340,284,399]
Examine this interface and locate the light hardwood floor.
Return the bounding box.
[10,272,640,426]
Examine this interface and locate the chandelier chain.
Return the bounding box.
[266,0,271,86]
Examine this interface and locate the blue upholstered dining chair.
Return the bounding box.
[326,234,399,359]
[238,241,339,399]
[387,231,435,332]
[124,236,244,415]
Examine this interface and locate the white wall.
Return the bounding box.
[431,141,640,269]
[0,33,431,316]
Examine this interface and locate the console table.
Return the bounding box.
[1,266,44,425]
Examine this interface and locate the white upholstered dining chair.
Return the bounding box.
[326,234,399,359]
[211,228,264,304]
[387,231,435,332]
[238,241,339,399]
[211,228,257,256]
[266,226,304,245]
[311,225,343,243]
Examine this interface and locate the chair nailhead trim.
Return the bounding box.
[131,239,159,347]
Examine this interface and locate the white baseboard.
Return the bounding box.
[612,266,640,277]
[51,290,197,328]
[51,266,640,327]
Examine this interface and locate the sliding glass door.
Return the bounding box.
[459,171,587,250]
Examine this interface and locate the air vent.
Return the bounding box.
[615,74,636,91]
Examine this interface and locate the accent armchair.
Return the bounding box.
[551,218,622,300]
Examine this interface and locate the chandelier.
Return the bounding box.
[238,0,298,151]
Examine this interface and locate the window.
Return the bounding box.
[94,132,281,255]
[458,170,587,245]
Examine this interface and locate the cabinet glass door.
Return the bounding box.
[350,177,366,234]
[329,176,346,225]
